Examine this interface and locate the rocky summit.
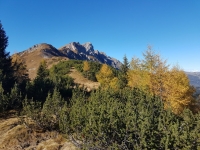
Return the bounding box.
[59,42,122,69]
[18,42,121,69]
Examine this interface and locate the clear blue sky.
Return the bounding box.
[0,0,200,71]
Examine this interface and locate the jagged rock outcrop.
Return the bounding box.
[59,42,122,69]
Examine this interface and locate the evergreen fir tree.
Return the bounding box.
[118,55,129,88]
[0,82,8,112]
[121,55,129,74]
[41,88,64,130]
[32,60,53,103]
[12,54,29,95]
[36,59,49,79]
[8,83,22,110]
[0,21,15,93]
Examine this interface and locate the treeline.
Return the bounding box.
[0,21,200,149]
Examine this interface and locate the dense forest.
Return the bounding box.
[0,21,200,149]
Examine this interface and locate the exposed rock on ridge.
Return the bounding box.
[59,42,122,69]
[18,42,122,69]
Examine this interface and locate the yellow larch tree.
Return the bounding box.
[83,61,90,72]
[83,61,90,78]
[127,46,195,114]
[142,47,169,98]
[96,64,118,90]
[128,57,150,91]
[163,66,195,114]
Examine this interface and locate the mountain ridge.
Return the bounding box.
[185,72,200,88]
[14,42,122,79]
[18,42,122,68]
[15,42,200,89]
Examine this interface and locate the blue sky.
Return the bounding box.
[0,0,200,71]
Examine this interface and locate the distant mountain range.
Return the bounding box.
[185,72,200,88]
[15,42,122,79]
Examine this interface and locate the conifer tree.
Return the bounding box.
[41,88,64,129]
[128,57,150,91]
[118,55,129,88]
[63,86,200,149]
[121,55,129,74]
[0,83,7,112]
[83,61,90,72]
[163,66,195,114]
[127,46,195,113]
[83,61,90,78]
[0,21,15,93]
[96,64,119,89]
[32,60,53,103]
[12,54,29,94]
[36,59,49,79]
[142,47,169,98]
[8,83,22,109]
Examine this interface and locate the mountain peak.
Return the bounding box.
[82,42,94,52]
[58,42,122,69]
[14,42,122,79]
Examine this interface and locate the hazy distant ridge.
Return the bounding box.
[185,72,200,88]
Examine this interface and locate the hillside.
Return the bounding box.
[14,43,69,79]
[14,42,122,79]
[68,67,100,91]
[0,112,77,150]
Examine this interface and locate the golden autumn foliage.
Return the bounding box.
[163,67,195,114]
[128,69,150,91]
[83,61,90,72]
[83,61,90,78]
[128,47,195,114]
[96,64,119,90]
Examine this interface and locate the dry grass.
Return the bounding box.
[22,54,68,80]
[13,44,69,80]
[68,68,100,91]
[0,114,78,150]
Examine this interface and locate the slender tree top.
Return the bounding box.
[0,21,9,58]
[121,55,129,74]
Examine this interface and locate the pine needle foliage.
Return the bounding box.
[0,21,15,93]
[64,88,200,149]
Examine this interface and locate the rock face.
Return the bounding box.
[59,42,122,69]
[17,42,122,69]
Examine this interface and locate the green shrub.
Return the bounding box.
[65,88,200,149]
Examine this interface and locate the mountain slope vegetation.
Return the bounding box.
[0,21,200,149]
[14,42,122,79]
